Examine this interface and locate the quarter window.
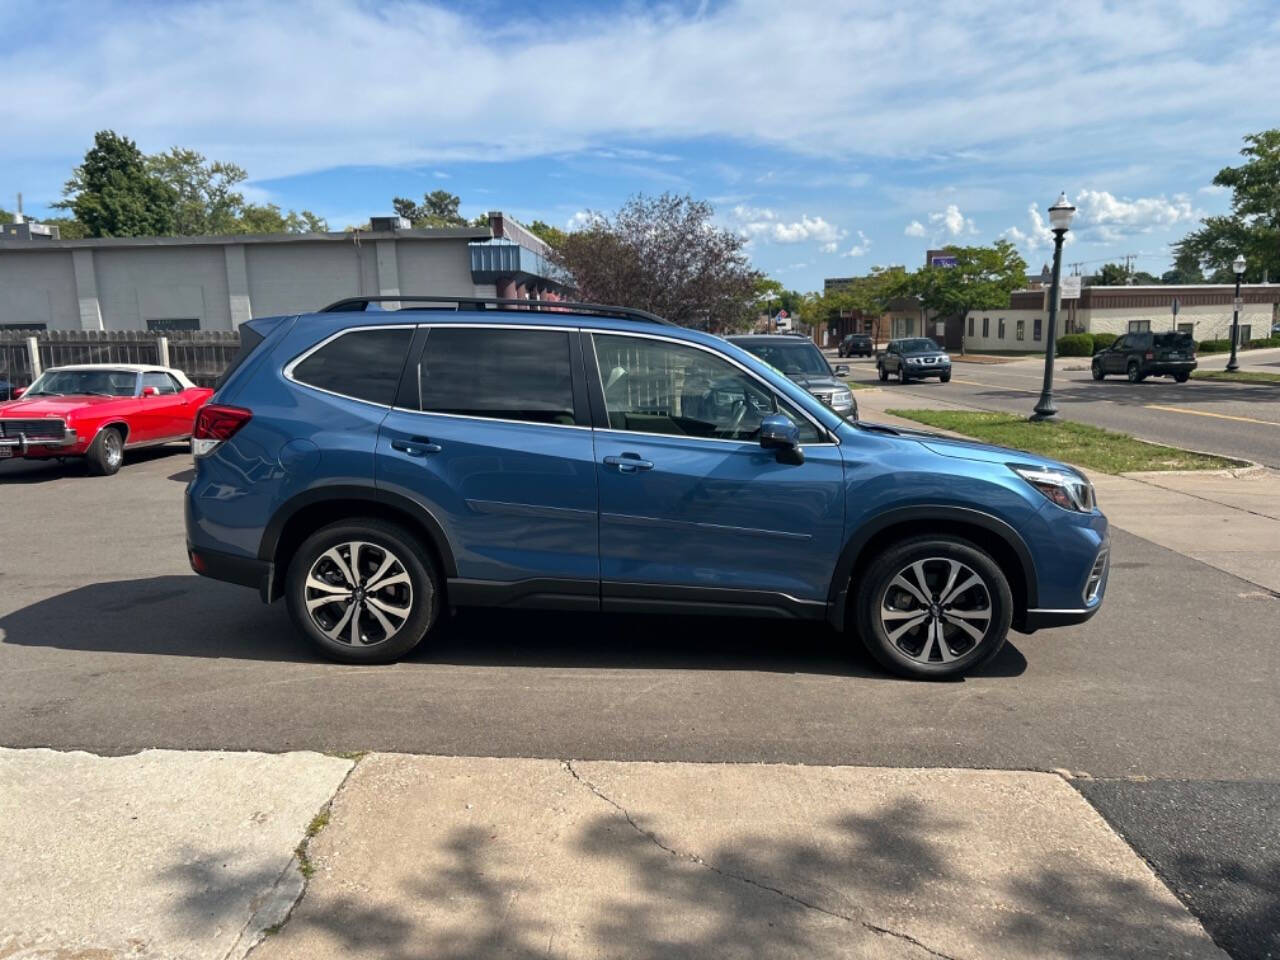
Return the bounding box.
[141,371,178,395]
[292,327,414,406]
[417,327,575,425]
[592,334,820,443]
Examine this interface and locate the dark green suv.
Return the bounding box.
[1091,331,1196,383]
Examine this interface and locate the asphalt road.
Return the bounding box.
[3,447,1277,957]
[841,347,1280,468]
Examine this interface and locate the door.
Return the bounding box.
[141,371,192,437]
[1104,336,1129,374]
[377,325,600,598]
[135,371,180,441]
[588,332,845,611]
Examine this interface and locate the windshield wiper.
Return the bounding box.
[25,390,62,397]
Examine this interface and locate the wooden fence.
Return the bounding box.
[0,330,241,398]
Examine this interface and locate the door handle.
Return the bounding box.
[603,454,653,473]
[391,437,443,457]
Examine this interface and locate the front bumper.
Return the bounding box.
[0,428,80,456]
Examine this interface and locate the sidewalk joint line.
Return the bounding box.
[562,759,963,960]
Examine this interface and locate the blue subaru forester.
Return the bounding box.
[186,297,1108,679]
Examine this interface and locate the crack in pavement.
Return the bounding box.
[562,760,962,960]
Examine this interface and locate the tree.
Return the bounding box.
[58,130,177,237]
[1161,250,1206,285]
[1175,129,1280,283]
[1088,262,1159,286]
[392,190,467,227]
[237,204,328,234]
[911,241,1027,326]
[0,207,10,223]
[528,219,568,250]
[147,147,247,235]
[551,193,761,328]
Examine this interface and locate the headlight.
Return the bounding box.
[832,390,852,406]
[907,357,921,364]
[1011,465,1096,512]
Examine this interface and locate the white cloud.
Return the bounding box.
[904,220,926,237]
[565,210,602,231]
[1198,184,1228,195]
[1,0,1271,196]
[1002,203,1076,253]
[931,204,976,237]
[730,206,846,251]
[433,170,450,179]
[842,231,871,257]
[1073,188,1195,241]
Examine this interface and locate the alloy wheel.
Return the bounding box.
[879,557,992,664]
[303,541,414,647]
[104,432,123,469]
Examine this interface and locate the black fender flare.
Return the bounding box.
[825,505,1038,629]
[258,482,458,577]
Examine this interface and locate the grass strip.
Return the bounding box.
[1191,369,1280,384]
[884,409,1243,474]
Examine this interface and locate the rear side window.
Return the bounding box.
[292,327,414,406]
[1154,332,1194,349]
[416,328,575,425]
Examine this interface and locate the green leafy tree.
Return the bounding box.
[1175,129,1280,283]
[236,204,328,234]
[147,148,247,235]
[552,193,761,327]
[1161,249,1206,285]
[58,130,177,237]
[1088,262,1160,286]
[911,240,1027,325]
[0,207,11,223]
[392,190,467,227]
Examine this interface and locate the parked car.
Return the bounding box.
[726,334,856,418]
[1091,331,1196,383]
[839,334,874,358]
[185,296,1109,679]
[877,338,952,383]
[0,364,214,475]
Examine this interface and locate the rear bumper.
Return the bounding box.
[187,543,273,601]
[1147,361,1197,374]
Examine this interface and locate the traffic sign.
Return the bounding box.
[1233,297,1244,311]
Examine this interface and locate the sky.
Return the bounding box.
[3,0,1277,291]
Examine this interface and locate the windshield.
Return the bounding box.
[24,369,137,397]
[899,338,941,352]
[736,340,830,376]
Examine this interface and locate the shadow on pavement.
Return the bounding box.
[0,445,190,485]
[0,575,1025,680]
[256,798,1217,959]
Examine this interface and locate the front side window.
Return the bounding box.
[417,327,575,425]
[141,372,178,395]
[593,334,820,443]
[292,327,414,406]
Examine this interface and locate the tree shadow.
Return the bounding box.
[0,575,1025,679]
[261,793,1220,959]
[0,445,189,485]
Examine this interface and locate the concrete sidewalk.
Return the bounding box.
[0,749,1226,960]
[854,387,1280,594]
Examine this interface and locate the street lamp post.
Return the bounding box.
[1226,254,1246,373]
[1031,193,1076,422]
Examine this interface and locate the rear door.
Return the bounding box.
[377,324,599,603]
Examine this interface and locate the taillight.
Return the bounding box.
[1144,351,1154,360]
[192,404,252,457]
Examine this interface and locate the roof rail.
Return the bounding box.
[317,295,675,326]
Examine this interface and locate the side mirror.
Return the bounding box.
[142,386,160,397]
[11,386,24,399]
[760,413,804,465]
[833,364,850,376]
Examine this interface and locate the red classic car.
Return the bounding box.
[0,364,214,476]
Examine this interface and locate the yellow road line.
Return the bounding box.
[1144,404,1279,426]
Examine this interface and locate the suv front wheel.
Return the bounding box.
[285,518,440,663]
[854,537,1012,679]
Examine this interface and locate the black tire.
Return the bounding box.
[285,518,440,664]
[1174,372,1190,383]
[940,372,951,383]
[854,536,1013,679]
[897,366,908,383]
[85,427,124,476]
[1091,361,1105,381]
[878,364,888,382]
[1127,361,1144,383]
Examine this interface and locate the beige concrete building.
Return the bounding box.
[0,213,562,332]
[966,285,1280,352]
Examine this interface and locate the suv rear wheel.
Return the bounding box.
[854,536,1012,679]
[285,518,439,664]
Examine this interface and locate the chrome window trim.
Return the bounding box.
[585,328,838,446]
[388,407,592,431]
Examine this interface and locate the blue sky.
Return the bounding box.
[4,0,1277,290]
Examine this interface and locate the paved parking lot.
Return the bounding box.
[2,444,1278,957]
